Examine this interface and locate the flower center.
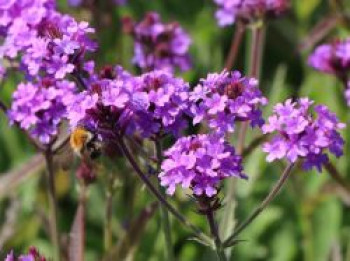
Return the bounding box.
[224,81,244,99]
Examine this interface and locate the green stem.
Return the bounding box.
[155,140,174,261]
[221,23,266,247]
[104,183,114,252]
[224,22,245,70]
[206,210,227,261]
[224,162,295,247]
[116,136,213,246]
[44,148,61,261]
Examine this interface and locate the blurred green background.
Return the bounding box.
[1,0,350,260]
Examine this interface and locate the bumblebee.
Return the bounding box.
[70,127,102,160]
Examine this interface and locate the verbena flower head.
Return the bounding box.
[308,38,350,80]
[262,98,345,171]
[159,134,246,197]
[0,0,96,79]
[68,0,127,7]
[134,70,190,138]
[5,246,47,261]
[190,70,267,134]
[213,0,290,27]
[122,12,191,72]
[64,66,142,139]
[9,78,76,144]
[345,81,350,107]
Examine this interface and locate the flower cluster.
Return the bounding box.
[159,134,246,197]
[5,247,46,261]
[0,0,96,79]
[9,79,76,144]
[134,70,190,137]
[345,81,350,107]
[190,70,267,134]
[68,0,127,7]
[262,98,345,171]
[213,0,290,27]
[64,66,140,138]
[308,38,350,79]
[122,12,191,72]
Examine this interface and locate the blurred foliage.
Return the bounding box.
[1,0,350,260]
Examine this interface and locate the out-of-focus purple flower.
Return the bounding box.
[4,251,14,261]
[345,81,350,107]
[134,70,190,137]
[159,134,246,197]
[308,38,350,80]
[0,0,96,79]
[4,247,46,261]
[123,12,191,72]
[213,0,290,27]
[64,66,143,139]
[68,0,126,7]
[9,79,76,144]
[190,70,267,134]
[68,0,83,6]
[262,98,345,172]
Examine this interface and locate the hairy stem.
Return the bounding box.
[155,140,174,261]
[44,148,61,261]
[224,22,245,70]
[116,136,213,246]
[222,23,266,246]
[224,162,295,247]
[207,210,227,261]
[104,177,114,252]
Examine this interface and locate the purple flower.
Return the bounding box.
[262,98,345,172]
[133,70,190,137]
[123,12,191,72]
[0,1,96,79]
[190,70,267,134]
[64,66,142,139]
[4,247,46,261]
[213,0,290,27]
[9,78,76,144]
[345,82,350,107]
[159,134,246,197]
[68,0,126,6]
[308,38,350,78]
[4,251,14,261]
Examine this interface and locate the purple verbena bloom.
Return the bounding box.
[133,70,190,137]
[213,0,290,27]
[262,98,345,172]
[159,134,246,197]
[0,0,96,79]
[123,12,191,72]
[9,78,76,144]
[68,0,126,6]
[345,81,350,107]
[4,251,14,261]
[4,247,46,261]
[308,38,350,78]
[64,66,143,139]
[190,70,267,134]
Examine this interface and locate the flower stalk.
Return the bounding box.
[224,162,295,247]
[116,135,213,246]
[44,146,61,261]
[225,22,245,70]
[206,208,227,261]
[155,139,175,261]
